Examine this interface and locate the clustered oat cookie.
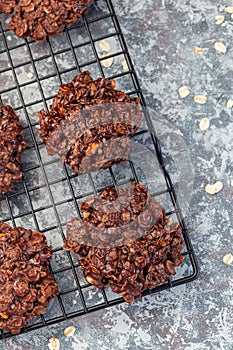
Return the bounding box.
[64,183,184,303]
[38,71,141,174]
[0,0,94,41]
[0,105,27,195]
[0,222,58,334]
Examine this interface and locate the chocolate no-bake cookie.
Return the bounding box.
[0,105,27,195]
[0,222,58,334]
[64,183,184,303]
[38,71,141,174]
[0,0,94,41]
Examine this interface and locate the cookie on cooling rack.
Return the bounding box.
[0,222,58,334]
[38,71,142,174]
[0,0,94,42]
[0,105,27,195]
[63,182,184,303]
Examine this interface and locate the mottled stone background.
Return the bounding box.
[0,0,233,349]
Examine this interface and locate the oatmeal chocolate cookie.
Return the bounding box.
[65,183,160,247]
[0,222,58,334]
[38,71,141,174]
[0,0,94,42]
[64,183,184,303]
[0,105,27,195]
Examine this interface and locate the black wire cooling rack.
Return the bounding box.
[0,0,198,339]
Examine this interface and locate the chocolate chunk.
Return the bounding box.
[0,105,27,195]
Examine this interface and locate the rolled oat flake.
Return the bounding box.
[223,254,233,265]
[214,42,227,53]
[215,15,225,24]
[199,117,210,131]
[193,47,205,54]
[224,6,233,14]
[101,54,113,67]
[194,95,208,104]
[64,326,76,337]
[48,337,60,350]
[98,40,111,52]
[205,181,223,194]
[178,86,190,99]
[226,99,233,109]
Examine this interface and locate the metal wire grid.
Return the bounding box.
[0,0,198,339]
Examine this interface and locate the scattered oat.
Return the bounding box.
[7,35,12,41]
[167,217,173,225]
[178,86,190,99]
[64,326,76,337]
[193,47,205,54]
[121,59,128,71]
[199,117,210,131]
[226,99,233,108]
[194,95,208,104]
[214,41,227,53]
[98,40,111,52]
[101,54,113,68]
[215,15,225,24]
[223,253,233,265]
[205,181,223,195]
[224,6,233,14]
[27,72,33,79]
[231,180,233,187]
[231,13,233,19]
[48,337,60,350]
